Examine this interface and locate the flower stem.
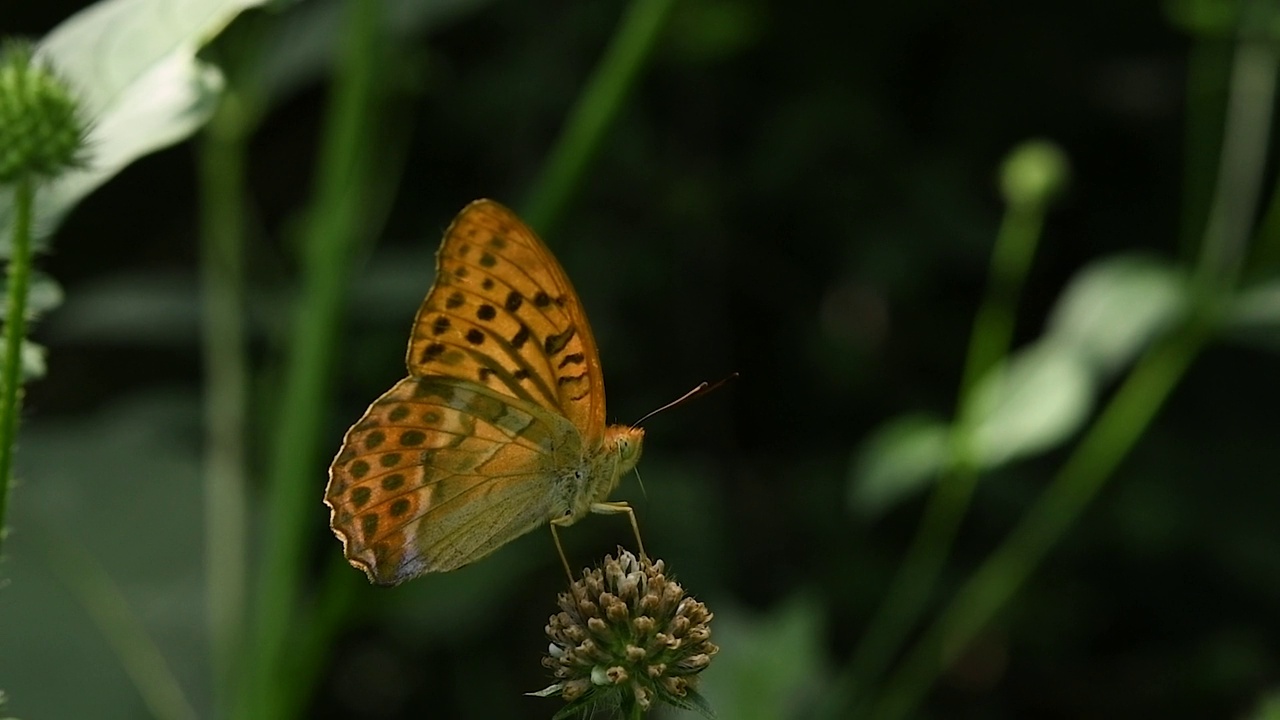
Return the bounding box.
[870,320,1208,720]
[0,175,34,560]
[521,0,677,235]
[242,0,384,715]
[1195,36,1278,291]
[838,177,1049,714]
[197,89,252,718]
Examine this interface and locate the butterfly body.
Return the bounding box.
[325,200,643,585]
[563,425,645,521]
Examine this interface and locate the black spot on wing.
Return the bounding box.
[350,486,372,508]
[389,498,411,518]
[420,343,446,364]
[544,327,577,355]
[511,324,531,349]
[505,291,523,312]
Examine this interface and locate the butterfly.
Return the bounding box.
[325,199,646,585]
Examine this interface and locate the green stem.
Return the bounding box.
[521,0,678,234]
[276,556,362,719]
[839,199,1047,712]
[870,321,1208,720]
[960,204,1046,392]
[1196,36,1278,290]
[0,175,34,560]
[1178,38,1230,263]
[43,527,198,720]
[244,0,383,716]
[197,89,252,718]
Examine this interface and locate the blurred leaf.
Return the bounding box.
[967,343,1094,468]
[696,597,827,720]
[44,271,201,346]
[1250,689,1280,720]
[0,0,272,244]
[851,255,1186,517]
[847,414,950,517]
[21,339,47,381]
[1223,278,1280,352]
[1044,255,1188,376]
[0,271,65,321]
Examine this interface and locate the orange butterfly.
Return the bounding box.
[325,200,645,585]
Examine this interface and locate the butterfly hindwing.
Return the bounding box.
[325,375,581,584]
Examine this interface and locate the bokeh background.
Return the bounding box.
[2,1,1279,718]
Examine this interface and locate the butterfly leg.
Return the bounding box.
[549,518,575,583]
[590,501,647,560]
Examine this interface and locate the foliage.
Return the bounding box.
[2,0,1279,718]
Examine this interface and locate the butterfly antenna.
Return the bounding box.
[633,372,739,427]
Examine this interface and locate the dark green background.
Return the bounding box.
[1,1,1277,718]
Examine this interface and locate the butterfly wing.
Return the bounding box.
[326,376,582,584]
[406,199,606,444]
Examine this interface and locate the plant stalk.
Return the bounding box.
[197,89,252,718]
[243,0,383,715]
[521,0,677,234]
[870,321,1207,720]
[0,176,34,560]
[839,198,1047,713]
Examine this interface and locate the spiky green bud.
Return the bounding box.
[0,40,89,184]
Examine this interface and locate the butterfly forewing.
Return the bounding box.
[326,376,580,584]
[407,200,606,443]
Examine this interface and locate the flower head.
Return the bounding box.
[532,548,718,718]
[0,40,90,184]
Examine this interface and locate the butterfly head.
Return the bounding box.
[608,425,645,476]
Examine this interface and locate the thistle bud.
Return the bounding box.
[531,548,719,717]
[0,41,89,184]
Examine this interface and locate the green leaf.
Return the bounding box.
[850,255,1188,515]
[847,414,950,517]
[967,342,1094,468]
[0,271,64,321]
[43,271,200,346]
[660,687,717,718]
[0,0,274,244]
[1044,255,1188,376]
[20,339,47,382]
